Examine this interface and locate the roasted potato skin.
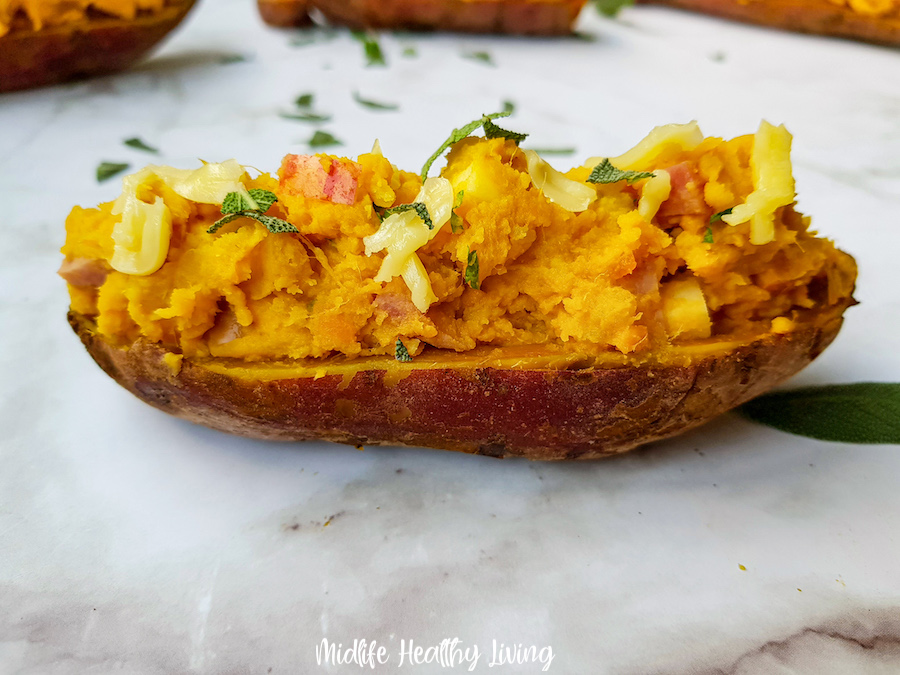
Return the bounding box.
[70,302,849,460]
[0,0,196,93]
[258,0,587,35]
[639,0,900,46]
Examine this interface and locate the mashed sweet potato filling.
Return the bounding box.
[0,0,166,36]
[61,127,856,363]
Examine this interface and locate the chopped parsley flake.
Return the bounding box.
[352,30,386,66]
[450,190,465,233]
[420,111,512,181]
[592,0,634,17]
[525,147,576,156]
[123,137,158,154]
[353,91,399,111]
[502,100,516,114]
[280,111,332,123]
[482,116,528,144]
[465,249,480,290]
[295,93,314,108]
[96,162,130,183]
[710,207,734,223]
[219,53,248,64]
[395,339,413,362]
[463,51,494,66]
[209,189,297,234]
[380,202,433,230]
[309,130,342,148]
[587,158,655,185]
[703,227,714,244]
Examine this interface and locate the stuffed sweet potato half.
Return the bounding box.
[257,0,587,35]
[0,0,196,93]
[60,117,856,459]
[639,0,900,47]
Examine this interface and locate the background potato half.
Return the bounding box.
[257,0,587,35]
[638,0,900,46]
[0,0,196,93]
[70,298,851,460]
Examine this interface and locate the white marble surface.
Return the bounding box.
[2,1,900,673]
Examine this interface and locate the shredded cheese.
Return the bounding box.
[110,160,250,276]
[522,149,596,212]
[637,170,671,222]
[586,121,704,171]
[722,121,794,245]
[363,177,454,312]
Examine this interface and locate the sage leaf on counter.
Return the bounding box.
[352,30,386,66]
[308,131,342,148]
[739,383,900,444]
[124,137,158,154]
[593,0,634,17]
[463,51,494,66]
[353,92,399,111]
[97,162,130,183]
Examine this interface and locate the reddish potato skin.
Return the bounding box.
[257,0,312,27]
[0,1,196,93]
[70,304,848,460]
[639,0,900,46]
[258,0,586,35]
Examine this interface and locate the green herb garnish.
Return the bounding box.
[710,207,734,223]
[450,190,465,233]
[592,0,634,17]
[483,116,528,144]
[208,189,297,234]
[380,202,433,230]
[295,93,314,108]
[281,112,332,123]
[420,111,512,181]
[124,138,158,154]
[96,162,130,183]
[465,249,480,290]
[309,131,342,148]
[703,227,714,244]
[502,100,516,114]
[739,383,900,444]
[395,339,413,362]
[587,158,655,185]
[352,30,386,66]
[219,53,248,64]
[463,51,494,66]
[525,147,577,156]
[402,46,417,58]
[353,91,399,111]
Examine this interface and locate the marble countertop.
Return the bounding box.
[1,1,899,672]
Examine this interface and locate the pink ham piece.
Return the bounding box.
[280,154,360,205]
[58,257,108,287]
[657,162,707,218]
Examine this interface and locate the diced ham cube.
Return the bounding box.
[658,162,707,217]
[58,257,108,287]
[280,154,359,205]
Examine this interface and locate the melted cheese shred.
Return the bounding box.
[722,121,794,245]
[60,125,857,364]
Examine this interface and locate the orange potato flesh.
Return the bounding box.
[70,294,852,460]
[0,0,196,93]
[257,0,587,35]
[638,0,900,47]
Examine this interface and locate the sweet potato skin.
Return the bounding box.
[258,0,586,35]
[639,0,900,46]
[0,0,196,93]
[69,303,848,460]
